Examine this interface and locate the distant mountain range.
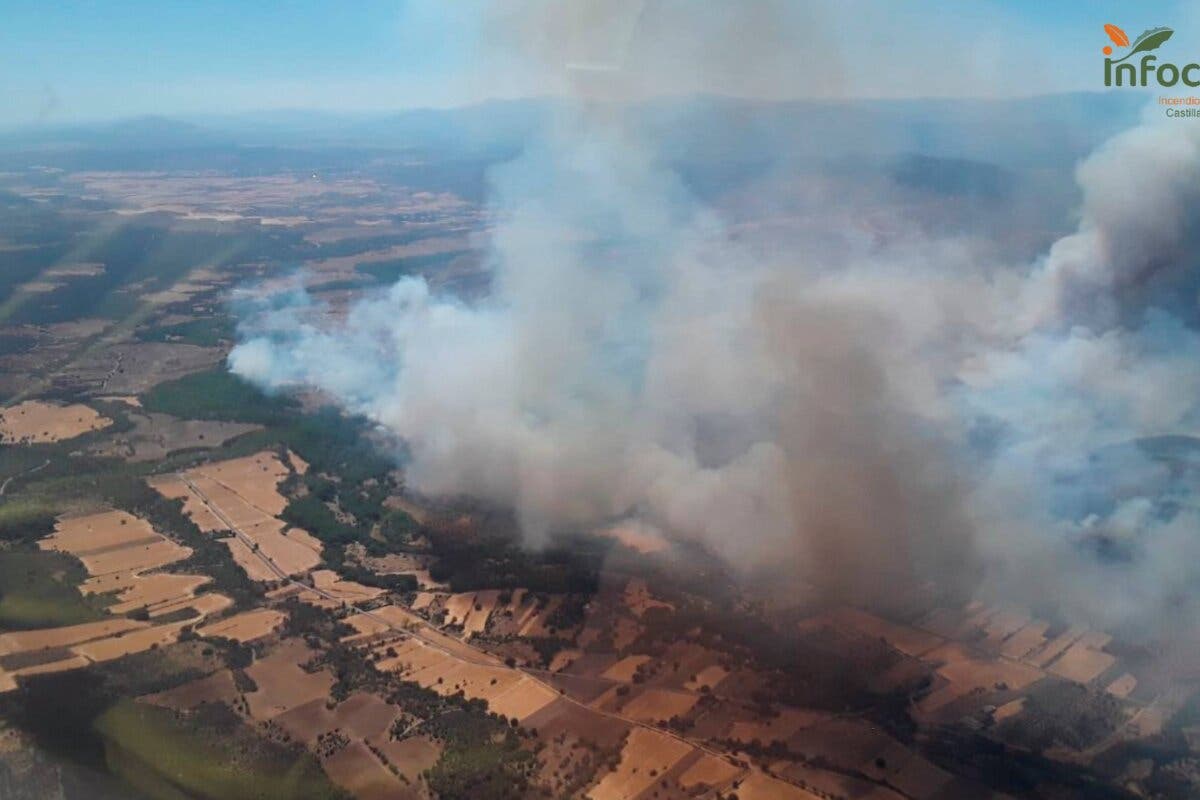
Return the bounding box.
[0,92,1149,170]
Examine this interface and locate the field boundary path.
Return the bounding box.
[0,458,49,496]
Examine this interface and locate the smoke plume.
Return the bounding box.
[231,2,1200,635]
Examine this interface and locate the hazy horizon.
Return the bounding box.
[1,0,1189,126]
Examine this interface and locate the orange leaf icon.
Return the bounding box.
[1105,24,1130,47]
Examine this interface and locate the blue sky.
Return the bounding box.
[0,0,1190,127]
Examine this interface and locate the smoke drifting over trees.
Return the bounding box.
[231,2,1200,636]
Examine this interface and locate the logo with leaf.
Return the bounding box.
[1103,24,1174,61]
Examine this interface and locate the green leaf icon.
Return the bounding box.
[1129,26,1173,55]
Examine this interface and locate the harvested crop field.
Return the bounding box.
[149,452,323,579]
[374,636,556,721]
[999,620,1050,660]
[192,452,293,514]
[321,740,409,800]
[617,688,698,723]
[144,669,239,710]
[601,655,651,683]
[306,569,383,604]
[38,510,225,619]
[341,612,391,640]
[0,618,144,654]
[74,619,193,662]
[41,510,187,573]
[377,637,515,693]
[1046,639,1117,685]
[678,753,743,790]
[735,770,822,800]
[442,593,476,627]
[486,675,559,721]
[331,692,399,740]
[367,734,441,784]
[245,639,335,720]
[523,698,630,748]
[515,595,566,638]
[274,697,334,746]
[917,642,1043,715]
[198,608,284,642]
[587,727,692,800]
[409,592,439,611]
[441,590,500,635]
[0,400,111,443]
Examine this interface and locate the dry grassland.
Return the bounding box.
[90,412,260,462]
[548,649,582,673]
[779,762,907,800]
[1107,673,1138,698]
[598,521,669,554]
[994,698,1026,723]
[804,606,943,658]
[0,400,111,443]
[619,620,648,652]
[684,664,729,692]
[623,579,673,617]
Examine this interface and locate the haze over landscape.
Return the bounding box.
[2,2,1200,799]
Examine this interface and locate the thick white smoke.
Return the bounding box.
[231,4,1200,634]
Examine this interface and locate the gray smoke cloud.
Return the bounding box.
[231,2,1200,634]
